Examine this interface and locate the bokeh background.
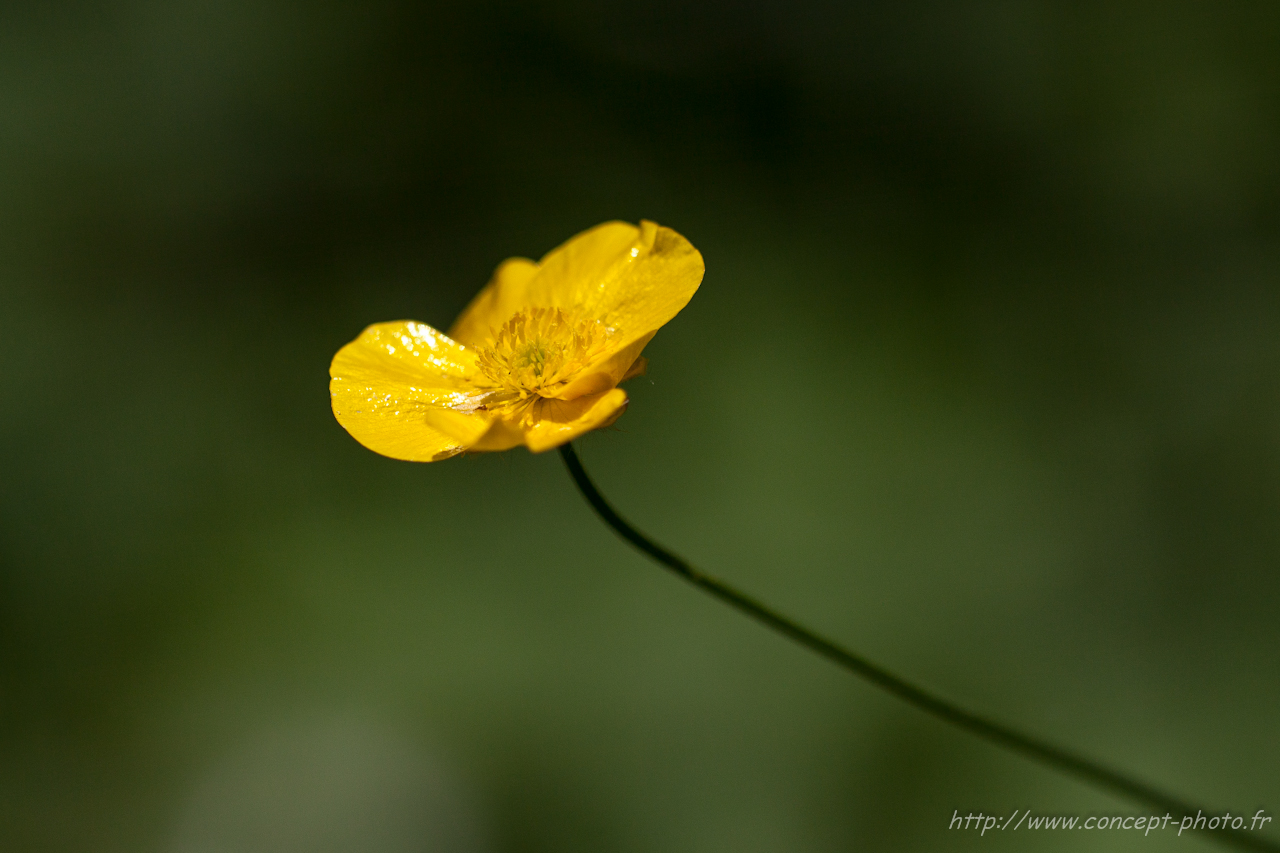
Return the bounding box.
[2,2,1279,851]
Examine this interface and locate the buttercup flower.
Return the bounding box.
[330,220,704,461]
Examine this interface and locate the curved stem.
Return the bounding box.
[559,442,1277,853]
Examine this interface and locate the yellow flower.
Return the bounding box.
[329,220,704,461]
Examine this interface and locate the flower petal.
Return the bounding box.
[527,220,704,353]
[447,257,539,347]
[329,320,490,461]
[522,388,629,453]
[619,355,648,383]
[447,221,703,359]
[552,331,654,400]
[468,417,526,453]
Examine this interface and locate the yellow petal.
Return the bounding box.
[468,418,525,453]
[522,388,629,453]
[421,407,493,447]
[527,220,704,353]
[329,320,490,462]
[553,331,655,400]
[619,355,648,382]
[447,257,539,347]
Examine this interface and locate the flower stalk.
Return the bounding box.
[559,442,1278,853]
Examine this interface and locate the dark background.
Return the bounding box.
[2,2,1278,851]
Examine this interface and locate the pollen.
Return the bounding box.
[474,308,613,416]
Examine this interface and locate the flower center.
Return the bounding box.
[474,308,611,409]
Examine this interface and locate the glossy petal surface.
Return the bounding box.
[447,258,540,347]
[450,221,703,361]
[526,220,703,355]
[553,331,654,399]
[522,388,629,453]
[330,221,700,461]
[329,321,489,461]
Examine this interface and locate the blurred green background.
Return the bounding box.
[2,2,1278,851]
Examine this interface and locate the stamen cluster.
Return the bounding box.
[474,308,611,417]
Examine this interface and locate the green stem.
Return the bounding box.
[559,442,1277,853]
